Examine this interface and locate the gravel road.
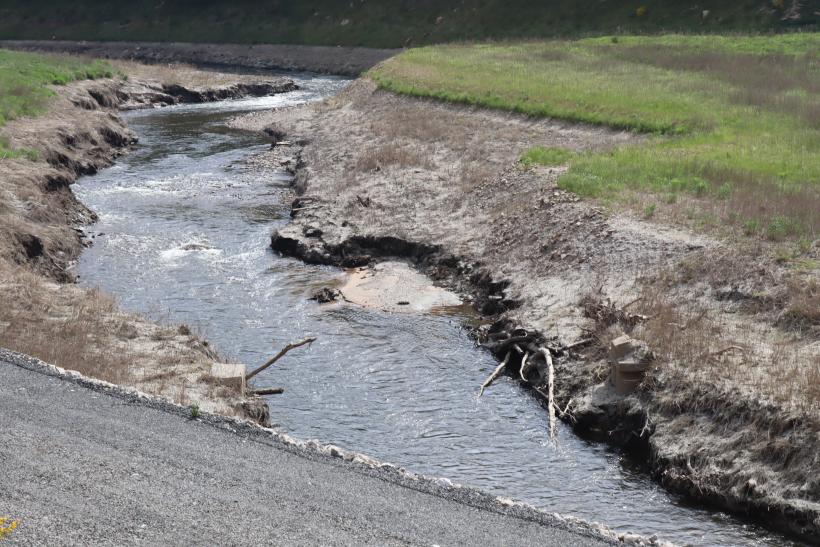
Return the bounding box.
[0,350,613,546]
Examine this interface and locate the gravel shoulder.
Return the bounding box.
[0,350,617,547]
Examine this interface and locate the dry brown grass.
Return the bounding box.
[0,263,246,416]
[355,143,433,172]
[634,285,819,418]
[111,59,264,89]
[580,249,820,418]
[0,266,134,384]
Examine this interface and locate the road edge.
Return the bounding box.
[0,346,672,546]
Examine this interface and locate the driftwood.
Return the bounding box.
[540,347,556,441]
[519,351,531,381]
[246,337,317,381]
[479,322,567,440]
[564,337,594,351]
[252,387,285,396]
[478,351,511,397]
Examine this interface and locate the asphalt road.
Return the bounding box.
[0,351,612,546]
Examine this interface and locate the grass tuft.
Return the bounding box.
[520,146,574,167]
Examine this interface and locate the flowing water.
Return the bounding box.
[74,73,794,546]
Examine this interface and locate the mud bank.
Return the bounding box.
[0,64,297,422]
[0,40,397,77]
[233,79,819,541]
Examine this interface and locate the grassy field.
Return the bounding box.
[0,0,812,48]
[370,34,820,243]
[0,49,114,158]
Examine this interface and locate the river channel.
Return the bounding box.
[73,72,794,547]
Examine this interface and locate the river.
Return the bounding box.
[73,72,795,547]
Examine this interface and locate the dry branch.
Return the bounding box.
[564,337,594,351]
[519,351,531,381]
[540,347,556,441]
[246,337,317,381]
[478,351,511,397]
[252,387,285,396]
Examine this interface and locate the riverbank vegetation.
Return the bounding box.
[0,49,113,158]
[0,0,814,48]
[369,34,819,244]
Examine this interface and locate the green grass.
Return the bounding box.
[369,34,820,241]
[0,49,113,158]
[0,1,812,48]
[520,147,575,167]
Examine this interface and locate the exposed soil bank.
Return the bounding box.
[0,64,297,422]
[231,79,820,541]
[0,40,397,77]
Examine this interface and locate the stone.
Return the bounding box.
[210,363,246,394]
[608,334,635,362]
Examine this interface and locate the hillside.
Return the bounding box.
[0,0,816,48]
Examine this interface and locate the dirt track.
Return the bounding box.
[230,79,820,541]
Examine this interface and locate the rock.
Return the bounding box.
[180,243,212,251]
[608,335,654,395]
[608,335,635,361]
[310,287,341,303]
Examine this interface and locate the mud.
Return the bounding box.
[339,261,463,313]
[231,79,820,541]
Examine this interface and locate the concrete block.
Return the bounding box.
[210,363,246,394]
[608,335,635,362]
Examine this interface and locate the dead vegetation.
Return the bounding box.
[0,265,246,415]
[579,247,820,419]
[355,142,433,172]
[110,59,262,89]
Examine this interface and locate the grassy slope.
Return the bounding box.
[0,0,814,48]
[370,34,820,243]
[0,49,113,158]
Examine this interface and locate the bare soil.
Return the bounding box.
[0,63,296,423]
[230,79,820,540]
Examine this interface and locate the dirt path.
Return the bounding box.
[230,79,820,541]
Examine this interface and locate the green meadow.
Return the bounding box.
[369,34,819,242]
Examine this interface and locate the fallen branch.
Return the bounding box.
[639,415,652,438]
[252,387,285,396]
[540,347,556,441]
[519,351,530,381]
[557,398,573,418]
[700,345,746,359]
[246,337,317,381]
[563,337,594,351]
[478,351,511,397]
